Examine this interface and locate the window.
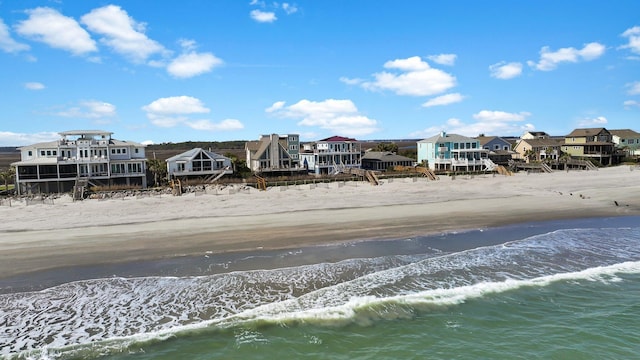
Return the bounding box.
[122,148,127,154]
[40,150,45,156]
[111,149,116,154]
[28,150,32,156]
[53,150,57,156]
[135,148,139,153]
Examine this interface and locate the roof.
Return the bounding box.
[361,151,414,162]
[609,129,640,138]
[59,130,113,136]
[565,128,609,137]
[476,135,511,146]
[318,135,358,142]
[11,157,58,166]
[18,140,59,150]
[517,138,564,147]
[418,132,475,144]
[165,148,230,162]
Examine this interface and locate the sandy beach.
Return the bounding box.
[1,166,639,280]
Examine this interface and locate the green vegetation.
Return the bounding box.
[0,166,15,192]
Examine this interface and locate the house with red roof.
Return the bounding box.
[299,135,362,175]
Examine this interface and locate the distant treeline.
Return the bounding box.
[0,147,19,153]
[146,141,247,151]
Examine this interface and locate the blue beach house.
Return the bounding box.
[417,131,492,171]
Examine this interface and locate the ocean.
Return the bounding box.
[1,216,639,360]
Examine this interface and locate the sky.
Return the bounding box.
[1,0,639,146]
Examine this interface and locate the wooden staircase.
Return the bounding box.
[496,165,513,176]
[73,178,88,201]
[254,175,267,190]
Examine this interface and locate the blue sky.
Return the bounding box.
[1,0,639,146]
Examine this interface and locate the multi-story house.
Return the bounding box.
[561,128,619,165]
[12,130,147,195]
[166,148,233,181]
[245,134,303,175]
[299,135,362,175]
[417,131,491,171]
[513,138,564,163]
[609,129,640,156]
[477,135,515,165]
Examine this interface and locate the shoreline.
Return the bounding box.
[1,166,639,285]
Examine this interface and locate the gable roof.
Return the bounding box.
[165,148,229,162]
[418,132,475,144]
[609,129,640,138]
[565,128,609,137]
[517,138,564,148]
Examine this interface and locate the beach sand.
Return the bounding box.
[1,166,639,280]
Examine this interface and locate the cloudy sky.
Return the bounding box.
[1,0,639,146]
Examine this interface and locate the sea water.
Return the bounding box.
[1,216,639,359]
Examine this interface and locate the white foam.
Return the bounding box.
[2,226,639,359]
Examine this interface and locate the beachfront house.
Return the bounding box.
[513,138,564,163]
[609,129,640,157]
[417,132,492,171]
[361,151,415,171]
[299,135,362,175]
[245,134,305,175]
[521,131,551,140]
[561,128,620,166]
[165,148,233,181]
[12,130,147,195]
[477,135,515,165]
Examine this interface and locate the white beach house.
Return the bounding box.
[12,130,147,195]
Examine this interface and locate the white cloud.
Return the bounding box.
[427,54,457,66]
[421,93,464,108]
[412,110,533,138]
[141,140,154,145]
[0,18,29,53]
[620,26,640,55]
[16,7,97,56]
[0,131,59,147]
[528,42,606,71]
[267,99,380,136]
[339,76,364,85]
[473,110,531,122]
[186,119,244,131]
[265,101,286,113]
[362,56,456,96]
[24,82,45,90]
[626,81,640,95]
[577,116,608,127]
[282,3,299,14]
[81,5,166,63]
[624,100,640,109]
[250,10,277,23]
[55,100,117,121]
[489,61,523,79]
[167,52,223,78]
[142,96,210,127]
